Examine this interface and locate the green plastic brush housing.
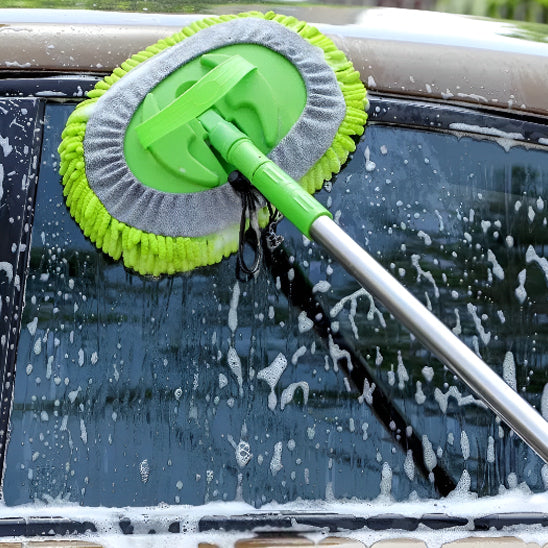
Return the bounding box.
[125,43,332,238]
[126,44,305,192]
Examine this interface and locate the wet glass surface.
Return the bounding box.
[0,97,43,480]
[4,102,548,506]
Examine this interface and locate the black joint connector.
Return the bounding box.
[228,170,252,192]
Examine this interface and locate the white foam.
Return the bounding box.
[452,309,462,336]
[328,336,353,373]
[26,317,38,336]
[411,254,439,298]
[218,373,228,389]
[481,220,492,233]
[421,435,437,472]
[375,347,383,366]
[80,418,88,445]
[291,346,307,365]
[358,378,375,405]
[396,351,409,390]
[0,162,3,203]
[487,249,504,280]
[467,302,491,345]
[415,381,426,405]
[515,268,527,304]
[228,282,240,333]
[364,146,376,172]
[449,122,523,151]
[297,311,313,333]
[502,351,517,391]
[417,230,432,246]
[404,450,415,481]
[526,245,548,285]
[542,464,548,490]
[421,366,434,382]
[139,460,150,484]
[379,462,393,497]
[312,280,331,293]
[227,346,243,396]
[0,261,13,283]
[434,385,484,414]
[486,436,495,464]
[330,288,366,317]
[33,337,41,355]
[461,430,470,460]
[270,441,283,476]
[541,383,548,420]
[280,382,309,410]
[235,441,252,468]
[434,209,444,232]
[257,353,287,410]
[0,134,13,157]
[451,469,472,497]
[330,287,387,330]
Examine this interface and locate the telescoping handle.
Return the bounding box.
[310,216,548,464]
[201,109,548,464]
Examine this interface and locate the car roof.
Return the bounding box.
[0,7,547,118]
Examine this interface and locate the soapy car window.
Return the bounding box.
[0,97,43,483]
[4,101,548,506]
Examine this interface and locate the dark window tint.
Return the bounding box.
[4,101,548,506]
[0,98,43,479]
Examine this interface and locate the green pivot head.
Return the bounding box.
[124,44,307,194]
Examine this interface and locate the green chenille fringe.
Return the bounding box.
[58,11,368,277]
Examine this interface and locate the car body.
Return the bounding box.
[0,5,548,547]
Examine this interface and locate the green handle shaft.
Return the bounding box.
[199,110,331,238]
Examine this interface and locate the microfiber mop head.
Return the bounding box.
[58,12,367,276]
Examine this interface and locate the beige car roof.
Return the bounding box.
[0,7,547,118]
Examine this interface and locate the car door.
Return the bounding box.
[1,8,548,543]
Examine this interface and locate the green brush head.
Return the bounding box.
[125,47,307,193]
[58,12,367,276]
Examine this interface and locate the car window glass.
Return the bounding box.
[0,98,43,481]
[4,101,548,507]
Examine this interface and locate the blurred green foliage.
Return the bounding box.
[2,0,548,25]
[1,0,228,11]
[435,0,548,23]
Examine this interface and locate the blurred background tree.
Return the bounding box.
[373,0,548,23]
[434,0,548,23]
[3,0,548,27]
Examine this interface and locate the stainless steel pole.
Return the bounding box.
[310,215,548,464]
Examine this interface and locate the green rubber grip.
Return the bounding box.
[253,161,333,238]
[199,110,331,238]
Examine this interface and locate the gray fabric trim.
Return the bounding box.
[84,17,346,238]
